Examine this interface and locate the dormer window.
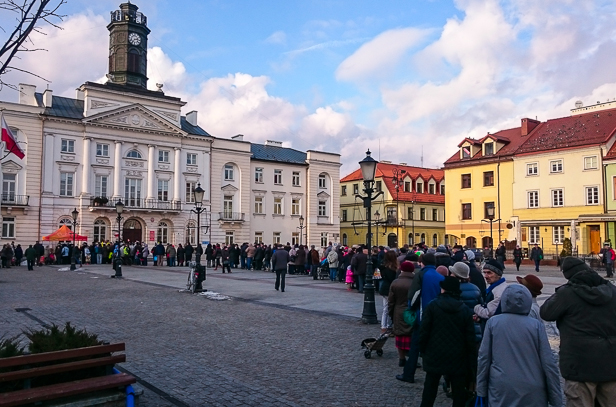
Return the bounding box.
[462,146,471,159]
[485,142,494,156]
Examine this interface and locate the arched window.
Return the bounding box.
[342,233,347,246]
[126,150,142,159]
[420,233,426,243]
[433,234,438,247]
[445,234,449,246]
[466,236,477,249]
[93,219,107,243]
[59,217,73,230]
[157,221,168,244]
[408,233,413,246]
[186,220,196,245]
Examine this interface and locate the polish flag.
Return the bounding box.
[1,116,25,159]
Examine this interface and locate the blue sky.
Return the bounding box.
[1,0,616,175]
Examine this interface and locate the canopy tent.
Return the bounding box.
[42,225,88,242]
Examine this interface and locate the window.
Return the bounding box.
[483,171,494,187]
[484,142,494,156]
[462,203,472,220]
[440,183,445,195]
[223,195,233,217]
[433,234,438,246]
[407,207,414,220]
[61,139,74,153]
[158,150,169,163]
[428,183,435,194]
[254,196,263,214]
[96,143,109,157]
[60,172,74,196]
[186,153,197,166]
[186,221,196,245]
[416,182,424,194]
[2,174,15,201]
[157,221,168,244]
[291,198,300,215]
[185,182,196,203]
[529,226,540,244]
[59,218,73,230]
[157,180,169,201]
[319,174,326,189]
[528,191,539,208]
[126,150,142,159]
[421,233,426,243]
[93,219,106,242]
[343,233,348,246]
[342,209,348,222]
[341,185,347,196]
[404,181,411,192]
[254,232,263,244]
[273,232,281,244]
[255,168,263,183]
[95,175,108,198]
[552,189,564,207]
[224,164,234,181]
[353,184,359,194]
[408,233,413,246]
[461,174,471,189]
[586,186,599,205]
[225,231,234,246]
[292,232,299,246]
[124,178,142,206]
[550,159,563,173]
[274,197,283,215]
[2,217,15,238]
[318,201,326,216]
[320,232,328,247]
[527,162,538,176]
[375,181,382,192]
[420,208,426,220]
[292,171,300,186]
[553,226,564,244]
[432,209,438,221]
[274,169,282,184]
[584,156,598,170]
[462,146,471,159]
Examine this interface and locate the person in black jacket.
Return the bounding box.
[464,250,487,300]
[495,242,507,270]
[417,276,477,407]
[512,245,523,271]
[184,243,194,265]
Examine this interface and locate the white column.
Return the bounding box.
[173,147,181,202]
[81,137,91,196]
[147,144,155,200]
[42,133,55,194]
[113,141,122,198]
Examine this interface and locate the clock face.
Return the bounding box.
[128,33,141,46]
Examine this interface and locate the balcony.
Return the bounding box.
[1,194,29,206]
[89,196,181,212]
[218,212,245,222]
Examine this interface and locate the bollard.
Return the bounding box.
[113,257,123,278]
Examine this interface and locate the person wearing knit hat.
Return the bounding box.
[483,258,503,276]
[435,265,448,277]
[516,274,544,323]
[474,259,509,322]
[560,256,589,280]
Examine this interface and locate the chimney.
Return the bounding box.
[75,88,85,101]
[521,118,540,136]
[18,84,36,106]
[43,89,53,107]
[186,110,197,126]
[265,140,282,147]
[231,134,244,141]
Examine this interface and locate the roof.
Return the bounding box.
[340,162,445,204]
[445,125,529,165]
[604,141,616,160]
[250,143,307,164]
[180,116,211,136]
[515,109,616,155]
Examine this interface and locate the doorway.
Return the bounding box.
[122,218,143,243]
[387,233,397,248]
[589,226,600,254]
[466,236,477,249]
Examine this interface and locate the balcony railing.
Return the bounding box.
[1,194,29,206]
[218,212,245,222]
[89,196,181,211]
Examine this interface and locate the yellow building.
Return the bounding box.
[340,162,445,248]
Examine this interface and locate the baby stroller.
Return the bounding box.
[318,258,329,280]
[360,332,388,359]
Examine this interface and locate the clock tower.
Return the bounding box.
[107,3,151,88]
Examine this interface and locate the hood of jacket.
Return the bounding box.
[434,293,466,314]
[500,284,532,315]
[568,270,614,305]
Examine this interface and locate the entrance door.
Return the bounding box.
[589,226,601,254]
[466,236,477,248]
[387,233,397,248]
[122,219,143,243]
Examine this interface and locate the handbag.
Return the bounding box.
[403,308,416,327]
[373,269,382,279]
[153,255,157,261]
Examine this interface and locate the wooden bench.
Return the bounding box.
[0,342,136,407]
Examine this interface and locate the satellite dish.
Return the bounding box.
[575,101,583,108]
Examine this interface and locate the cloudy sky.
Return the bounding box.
[1,0,615,176]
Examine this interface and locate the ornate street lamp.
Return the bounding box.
[482,203,500,258]
[113,200,124,278]
[298,215,306,246]
[70,208,79,271]
[192,183,206,265]
[391,167,406,248]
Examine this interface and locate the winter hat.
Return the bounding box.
[400,261,415,274]
[483,258,503,276]
[439,276,461,294]
[561,256,589,279]
[436,245,448,254]
[465,250,475,261]
[449,262,470,279]
[516,274,543,297]
[436,265,449,277]
[427,248,436,255]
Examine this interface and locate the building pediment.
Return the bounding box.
[1,160,23,173]
[317,191,330,199]
[221,184,238,192]
[83,104,184,136]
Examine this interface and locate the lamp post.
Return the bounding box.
[391,168,406,248]
[113,200,124,278]
[192,183,206,265]
[298,215,306,246]
[481,204,500,258]
[70,208,79,271]
[358,150,380,324]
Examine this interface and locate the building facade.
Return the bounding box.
[340,162,445,248]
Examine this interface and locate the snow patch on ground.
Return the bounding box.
[199,291,231,301]
[57,267,71,272]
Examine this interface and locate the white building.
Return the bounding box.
[0,2,340,248]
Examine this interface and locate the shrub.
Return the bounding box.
[24,322,102,354]
[560,237,572,258]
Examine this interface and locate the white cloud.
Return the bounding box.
[265,31,286,45]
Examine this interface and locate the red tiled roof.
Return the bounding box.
[445,125,528,165]
[457,138,481,148]
[604,141,616,160]
[515,109,616,155]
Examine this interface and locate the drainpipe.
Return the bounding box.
[38,116,47,240]
[497,157,501,243]
[603,160,609,243]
